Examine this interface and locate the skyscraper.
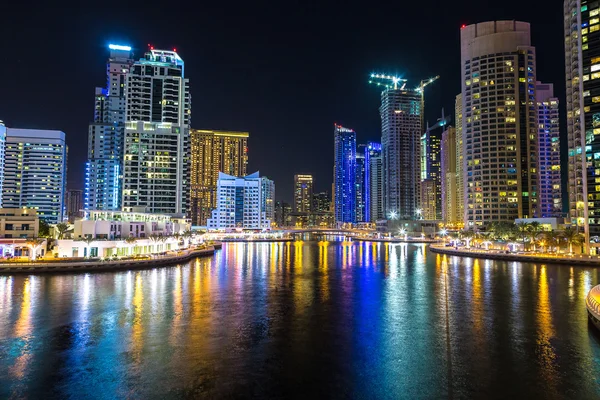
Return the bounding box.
[66,189,84,222]
[380,88,422,219]
[0,121,5,207]
[207,172,274,230]
[365,142,384,222]
[441,126,458,224]
[333,124,356,223]
[85,44,133,212]
[536,82,562,218]
[564,0,600,252]
[420,123,443,220]
[122,49,191,215]
[455,94,465,226]
[294,174,313,213]
[355,145,367,222]
[190,130,248,226]
[2,128,67,224]
[461,21,539,227]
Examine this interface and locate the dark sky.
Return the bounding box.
[0,0,564,203]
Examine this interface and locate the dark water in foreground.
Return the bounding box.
[1,240,600,399]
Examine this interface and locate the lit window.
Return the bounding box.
[592,17,600,24]
[593,96,600,103]
[592,25,600,32]
[592,9,600,16]
[592,72,600,79]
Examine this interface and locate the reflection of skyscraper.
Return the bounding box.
[122,49,191,215]
[564,0,600,252]
[85,44,133,211]
[0,121,5,207]
[536,82,562,218]
[365,142,383,222]
[355,145,367,222]
[380,89,422,219]
[461,21,538,227]
[190,130,248,225]
[294,174,313,213]
[334,124,356,223]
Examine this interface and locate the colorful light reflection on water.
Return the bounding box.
[1,240,600,398]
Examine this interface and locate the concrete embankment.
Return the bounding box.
[219,238,294,243]
[0,247,216,274]
[353,236,437,244]
[429,245,600,266]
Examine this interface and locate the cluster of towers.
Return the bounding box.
[333,20,568,241]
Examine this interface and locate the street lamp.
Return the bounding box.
[399,228,407,241]
[416,208,422,220]
[440,229,448,243]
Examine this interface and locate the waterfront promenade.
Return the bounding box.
[0,246,216,274]
[430,245,600,266]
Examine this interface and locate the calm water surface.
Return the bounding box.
[1,240,600,399]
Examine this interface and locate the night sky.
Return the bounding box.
[0,0,564,203]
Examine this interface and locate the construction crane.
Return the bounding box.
[368,73,408,90]
[416,76,440,129]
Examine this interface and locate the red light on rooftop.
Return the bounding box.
[461,24,466,29]
[173,48,177,52]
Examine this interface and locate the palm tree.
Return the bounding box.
[77,236,96,258]
[561,226,584,254]
[55,222,70,240]
[182,230,193,248]
[516,222,530,247]
[148,233,162,253]
[541,230,560,253]
[25,238,45,261]
[124,236,137,256]
[460,229,476,249]
[526,222,543,251]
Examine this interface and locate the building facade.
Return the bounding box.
[66,189,84,222]
[380,88,422,220]
[85,44,133,212]
[333,124,356,223]
[420,124,442,220]
[461,21,539,227]
[365,142,384,221]
[0,122,5,207]
[355,147,367,222]
[419,179,437,220]
[190,130,248,226]
[564,0,600,251]
[0,208,39,238]
[294,174,313,213]
[455,94,465,225]
[122,49,191,215]
[207,172,274,230]
[441,126,458,225]
[2,128,67,224]
[536,82,562,218]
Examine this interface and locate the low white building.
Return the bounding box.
[74,209,190,239]
[55,236,182,258]
[0,208,39,239]
[207,172,274,230]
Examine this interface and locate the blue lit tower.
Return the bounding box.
[334,124,356,223]
[85,44,133,212]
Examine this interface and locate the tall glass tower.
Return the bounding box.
[355,144,367,222]
[365,142,383,222]
[565,0,600,252]
[122,49,191,215]
[333,124,356,223]
[85,44,133,211]
[380,89,422,220]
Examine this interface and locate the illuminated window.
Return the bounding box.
[592,17,600,24]
[593,96,600,103]
[592,25,600,32]
[592,72,600,79]
[592,8,600,16]
[583,28,589,34]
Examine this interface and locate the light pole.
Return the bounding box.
[416,209,422,220]
[399,228,407,241]
[440,229,447,244]
[388,211,398,239]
